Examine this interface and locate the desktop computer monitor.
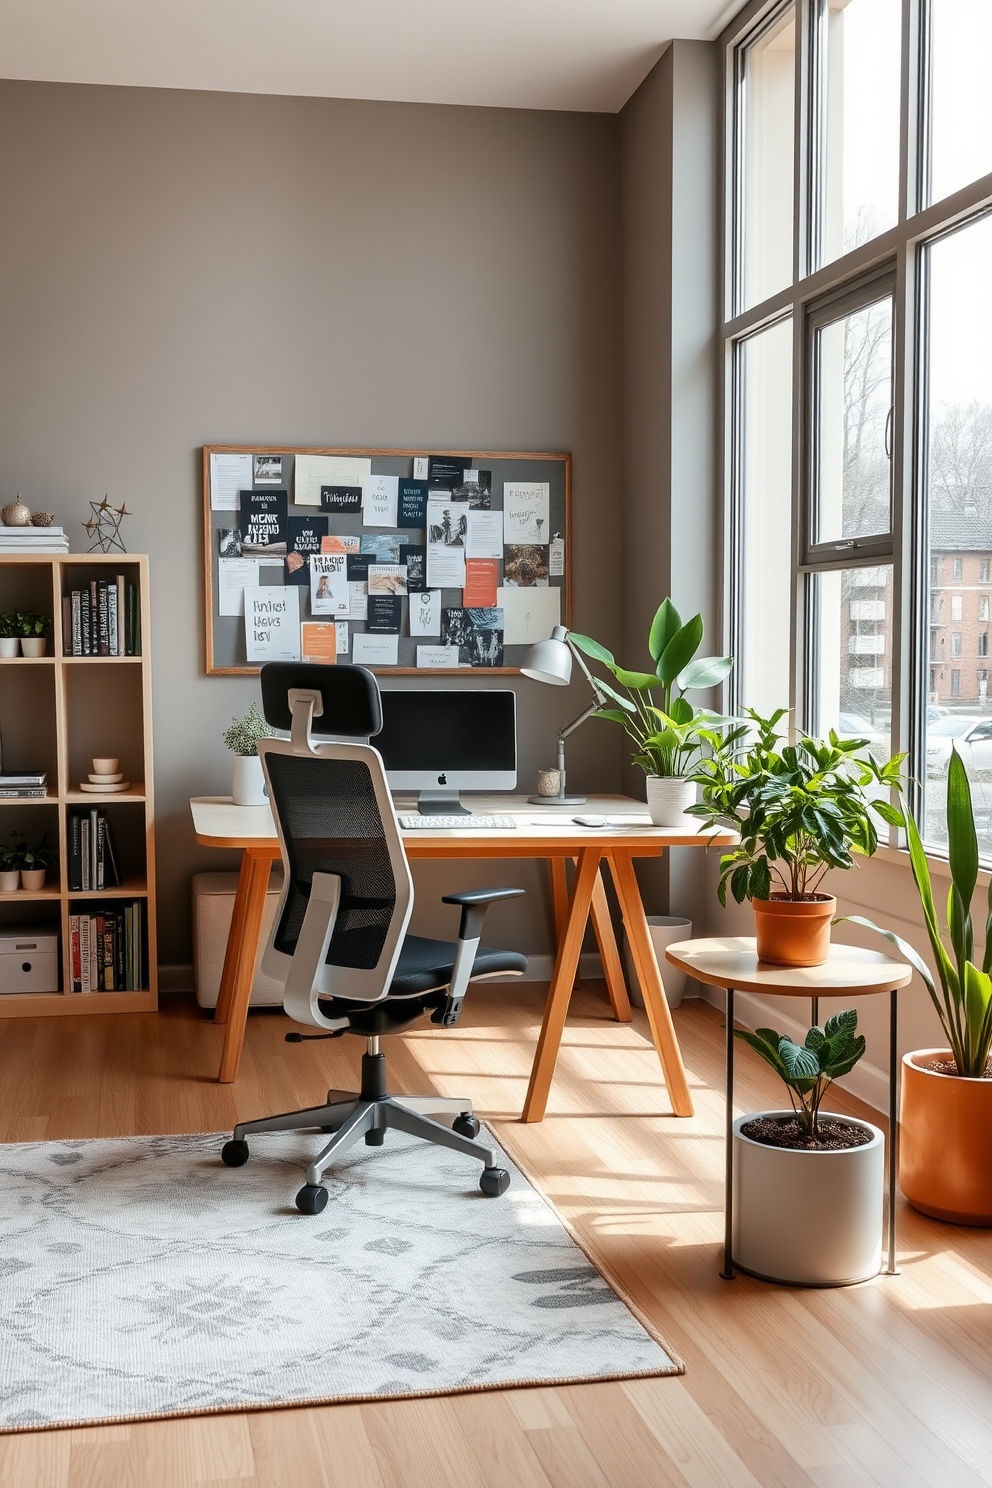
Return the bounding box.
[375,690,517,814]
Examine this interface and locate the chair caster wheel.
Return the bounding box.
[479,1167,510,1197]
[296,1184,329,1215]
[453,1113,481,1139]
[221,1139,249,1167]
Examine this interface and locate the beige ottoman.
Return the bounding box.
[192,869,285,1009]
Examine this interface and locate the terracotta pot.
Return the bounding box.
[20,868,45,890]
[753,894,836,968]
[899,1049,992,1226]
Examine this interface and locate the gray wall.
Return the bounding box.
[0,80,625,965]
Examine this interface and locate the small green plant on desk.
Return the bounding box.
[222,702,270,757]
[735,1009,867,1142]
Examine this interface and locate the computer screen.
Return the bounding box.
[375,690,516,811]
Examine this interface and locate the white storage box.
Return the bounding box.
[0,929,60,994]
[192,870,285,1009]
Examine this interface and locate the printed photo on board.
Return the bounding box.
[254,454,283,484]
[239,490,288,554]
[503,544,549,587]
[441,606,504,667]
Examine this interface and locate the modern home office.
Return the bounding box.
[1,2,991,1485]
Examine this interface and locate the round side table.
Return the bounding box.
[665,937,913,1282]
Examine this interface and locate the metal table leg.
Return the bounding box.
[722,986,736,1280]
[811,995,819,1029]
[886,988,900,1275]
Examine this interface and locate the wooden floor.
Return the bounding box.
[2,985,992,1488]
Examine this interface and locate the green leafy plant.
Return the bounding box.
[0,835,21,871]
[735,1009,867,1138]
[569,598,735,777]
[222,701,270,757]
[0,611,17,639]
[689,708,905,904]
[6,831,56,872]
[847,747,992,1079]
[15,611,51,638]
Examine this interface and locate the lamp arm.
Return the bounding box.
[566,635,607,697]
[558,697,603,744]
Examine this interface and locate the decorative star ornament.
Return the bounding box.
[85,495,129,554]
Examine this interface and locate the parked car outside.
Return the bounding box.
[926,715,986,777]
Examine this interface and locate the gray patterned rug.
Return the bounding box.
[0,1129,680,1431]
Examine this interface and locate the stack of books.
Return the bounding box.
[0,771,47,799]
[67,808,122,890]
[68,902,143,992]
[63,577,141,656]
[0,526,69,554]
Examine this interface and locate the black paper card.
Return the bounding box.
[240,489,288,553]
[367,595,402,633]
[399,544,426,591]
[347,553,373,581]
[427,456,465,489]
[320,485,363,513]
[285,515,328,584]
[398,479,429,527]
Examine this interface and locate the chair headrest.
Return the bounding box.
[259,663,383,738]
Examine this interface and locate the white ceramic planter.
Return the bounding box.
[0,638,18,658]
[732,1110,884,1285]
[232,754,267,806]
[623,916,692,1009]
[20,637,47,657]
[0,870,20,892]
[645,776,696,827]
[20,868,46,890]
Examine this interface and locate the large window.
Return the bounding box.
[725,0,992,859]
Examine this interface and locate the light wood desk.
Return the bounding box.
[189,794,733,1119]
[665,937,913,1280]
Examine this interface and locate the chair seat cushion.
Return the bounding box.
[388,934,527,997]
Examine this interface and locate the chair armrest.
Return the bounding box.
[442,887,524,942]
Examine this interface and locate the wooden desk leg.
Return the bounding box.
[550,858,580,988]
[607,848,694,1117]
[217,849,271,1084]
[214,849,254,1027]
[522,848,602,1124]
[589,867,632,1023]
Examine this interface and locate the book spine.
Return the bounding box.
[80,916,91,994]
[69,916,80,992]
[80,818,90,891]
[71,591,81,656]
[96,811,106,892]
[103,815,121,887]
[108,583,118,656]
[126,583,136,656]
[89,580,98,658]
[103,918,114,991]
[0,788,47,798]
[89,916,99,992]
[116,575,125,655]
[98,580,109,656]
[62,595,71,653]
[81,594,91,656]
[69,813,81,892]
[90,808,98,892]
[116,910,125,989]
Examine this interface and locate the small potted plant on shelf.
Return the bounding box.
[731,1009,884,1284]
[223,701,271,806]
[16,611,51,657]
[689,709,905,967]
[12,831,57,890]
[848,747,992,1225]
[0,835,21,891]
[569,598,734,825]
[0,611,18,658]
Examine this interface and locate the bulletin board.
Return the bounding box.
[202,445,571,675]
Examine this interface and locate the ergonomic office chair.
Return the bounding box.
[220,662,527,1214]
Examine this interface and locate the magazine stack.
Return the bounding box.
[0,526,69,554]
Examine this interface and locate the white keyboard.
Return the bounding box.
[398,814,518,830]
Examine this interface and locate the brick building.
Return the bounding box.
[929,512,992,707]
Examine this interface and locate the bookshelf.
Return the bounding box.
[0,553,156,1016]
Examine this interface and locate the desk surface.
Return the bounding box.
[665,936,912,997]
[189,793,736,857]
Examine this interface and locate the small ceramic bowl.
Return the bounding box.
[92,757,119,774]
[89,772,124,784]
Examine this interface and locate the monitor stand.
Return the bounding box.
[416,789,471,816]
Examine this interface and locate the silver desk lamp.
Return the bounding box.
[520,625,610,806]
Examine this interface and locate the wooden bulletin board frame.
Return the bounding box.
[202,444,571,675]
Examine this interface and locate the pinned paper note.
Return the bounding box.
[300,622,339,663]
[348,582,368,620]
[368,564,408,596]
[296,455,371,507]
[336,621,350,655]
[218,557,259,616]
[310,554,350,616]
[503,544,549,587]
[465,510,503,559]
[353,633,399,666]
[398,480,429,527]
[210,452,253,511]
[367,595,402,633]
[549,534,565,577]
[400,544,426,591]
[463,559,499,608]
[426,494,467,588]
[408,589,441,637]
[496,586,560,646]
[442,607,504,667]
[413,456,429,480]
[321,486,363,514]
[504,482,550,545]
[244,586,301,662]
[417,645,460,668]
[363,474,399,528]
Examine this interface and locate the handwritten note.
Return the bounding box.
[244,586,301,662]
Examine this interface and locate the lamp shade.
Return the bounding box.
[520,626,572,685]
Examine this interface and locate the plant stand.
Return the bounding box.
[665,937,912,1283]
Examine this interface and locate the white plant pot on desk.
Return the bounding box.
[0,638,18,658]
[0,870,20,892]
[645,776,696,827]
[732,1110,884,1286]
[232,755,267,807]
[20,638,47,657]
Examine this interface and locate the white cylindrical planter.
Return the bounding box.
[0,870,20,892]
[623,916,692,1009]
[232,754,267,806]
[0,638,18,658]
[20,638,47,657]
[732,1111,884,1285]
[645,776,696,826]
[20,869,46,890]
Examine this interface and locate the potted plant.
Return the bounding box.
[689,709,904,966]
[730,1009,884,1284]
[12,831,57,889]
[0,611,18,658]
[570,598,734,825]
[16,611,51,657]
[0,835,21,891]
[223,702,271,806]
[848,748,992,1225]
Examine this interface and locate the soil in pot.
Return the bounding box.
[753,893,835,967]
[740,1114,872,1151]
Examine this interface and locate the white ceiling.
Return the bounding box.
[0,0,741,113]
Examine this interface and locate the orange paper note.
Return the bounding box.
[300,623,338,663]
[462,559,499,608]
